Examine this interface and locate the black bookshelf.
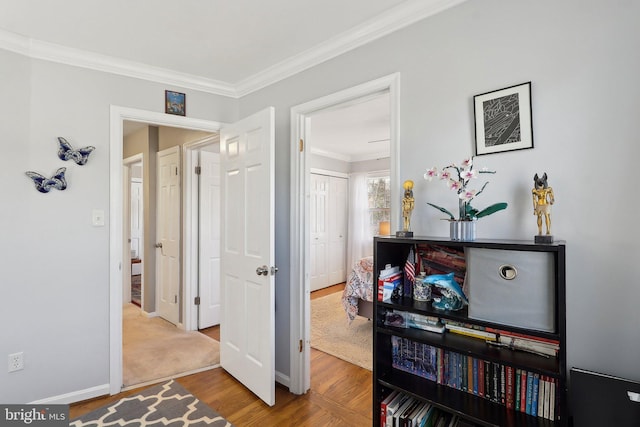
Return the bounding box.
[373,236,567,427]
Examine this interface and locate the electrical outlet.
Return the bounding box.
[8,352,24,372]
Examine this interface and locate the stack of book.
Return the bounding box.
[390,336,559,421]
[441,321,560,358]
[384,310,445,334]
[380,390,464,427]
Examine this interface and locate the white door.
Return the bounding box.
[220,107,276,406]
[130,178,143,262]
[157,146,180,325]
[310,173,329,291]
[198,150,221,329]
[328,176,347,284]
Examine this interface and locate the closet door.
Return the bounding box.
[310,174,329,291]
[328,176,347,285]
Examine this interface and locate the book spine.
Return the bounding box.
[514,368,521,412]
[500,364,506,405]
[478,360,485,398]
[472,358,478,396]
[525,371,533,415]
[519,370,527,413]
[537,375,545,418]
[505,365,514,410]
[531,373,539,417]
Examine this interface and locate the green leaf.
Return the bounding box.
[426,202,455,220]
[475,202,508,218]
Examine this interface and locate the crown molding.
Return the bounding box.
[0,29,237,98]
[0,0,467,98]
[235,0,468,96]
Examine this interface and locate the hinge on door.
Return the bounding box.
[195,166,201,175]
[194,296,201,305]
[299,139,304,152]
[174,295,178,303]
[299,339,303,352]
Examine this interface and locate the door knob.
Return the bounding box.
[155,243,163,248]
[256,265,269,276]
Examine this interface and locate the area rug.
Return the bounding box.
[311,291,372,370]
[70,380,233,426]
[124,304,220,387]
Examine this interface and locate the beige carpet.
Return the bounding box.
[123,304,220,388]
[311,292,372,370]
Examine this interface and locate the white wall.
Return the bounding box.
[2,0,639,405]
[239,0,640,382]
[0,51,237,403]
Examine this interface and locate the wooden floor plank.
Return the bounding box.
[70,284,371,426]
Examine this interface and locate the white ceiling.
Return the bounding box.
[310,93,390,162]
[1,0,465,157]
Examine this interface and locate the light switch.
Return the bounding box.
[92,209,105,226]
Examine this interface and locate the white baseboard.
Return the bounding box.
[30,384,110,405]
[275,370,290,389]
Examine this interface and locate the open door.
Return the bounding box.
[219,107,276,406]
[157,146,181,325]
[198,149,221,329]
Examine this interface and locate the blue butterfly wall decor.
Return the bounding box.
[57,137,95,165]
[25,167,67,193]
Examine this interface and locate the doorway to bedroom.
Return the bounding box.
[307,92,391,373]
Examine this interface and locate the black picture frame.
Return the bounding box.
[473,82,533,156]
[165,90,186,116]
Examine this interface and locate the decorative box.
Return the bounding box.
[466,248,555,332]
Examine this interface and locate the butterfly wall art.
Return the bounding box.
[57,137,95,165]
[25,167,67,193]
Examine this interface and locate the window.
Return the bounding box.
[367,175,390,236]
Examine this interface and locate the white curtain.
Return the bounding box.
[347,172,372,272]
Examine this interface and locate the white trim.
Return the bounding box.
[30,384,109,405]
[289,73,401,394]
[275,370,290,389]
[110,106,221,395]
[309,147,350,163]
[1,0,466,98]
[182,135,220,331]
[310,168,349,180]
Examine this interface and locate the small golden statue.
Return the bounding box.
[532,173,555,243]
[397,180,415,237]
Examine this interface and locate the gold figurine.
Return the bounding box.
[532,173,554,242]
[401,180,414,233]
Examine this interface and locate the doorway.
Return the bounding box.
[109,108,223,394]
[289,73,400,394]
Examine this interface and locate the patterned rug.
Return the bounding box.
[70,380,233,426]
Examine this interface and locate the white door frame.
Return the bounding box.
[289,73,401,394]
[109,106,221,394]
[183,134,220,330]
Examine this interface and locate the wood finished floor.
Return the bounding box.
[70,283,373,426]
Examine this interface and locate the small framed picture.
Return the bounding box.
[473,82,533,156]
[165,90,186,116]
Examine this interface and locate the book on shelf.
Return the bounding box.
[378,264,403,301]
[385,392,410,427]
[390,335,560,420]
[442,322,498,341]
[380,390,399,427]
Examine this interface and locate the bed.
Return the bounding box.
[341,256,375,322]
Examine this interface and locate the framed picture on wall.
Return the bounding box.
[165,90,186,116]
[473,82,533,155]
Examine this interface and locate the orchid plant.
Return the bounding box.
[424,157,507,221]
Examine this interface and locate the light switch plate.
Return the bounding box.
[92,209,105,226]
